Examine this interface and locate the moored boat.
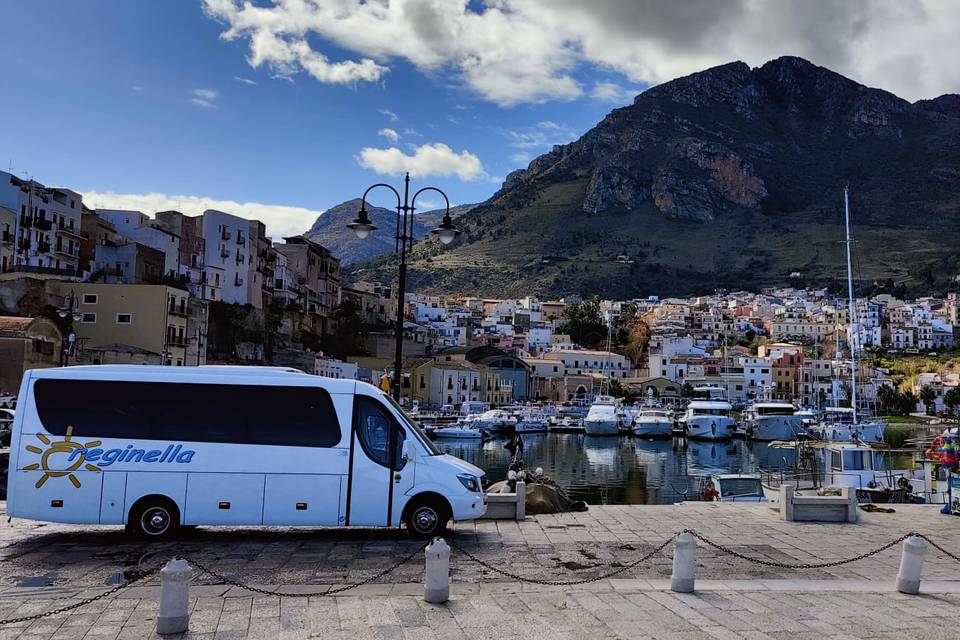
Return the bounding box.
[584,395,623,436]
[633,406,674,439]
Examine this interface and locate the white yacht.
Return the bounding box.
[808,407,885,442]
[743,402,805,441]
[584,395,623,436]
[515,409,549,433]
[432,423,485,439]
[466,409,516,433]
[633,406,674,439]
[683,400,735,441]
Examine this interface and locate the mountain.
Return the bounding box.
[349,56,960,297]
[305,199,475,265]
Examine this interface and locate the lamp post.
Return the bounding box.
[57,291,82,366]
[347,172,461,402]
[348,173,460,529]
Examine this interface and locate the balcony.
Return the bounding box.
[167,336,189,348]
[56,223,83,239]
[168,303,189,317]
[234,276,244,287]
[236,234,246,247]
[221,229,231,241]
[220,248,230,259]
[54,244,78,258]
[18,237,31,251]
[1,231,11,244]
[34,217,53,231]
[19,214,32,228]
[37,241,51,253]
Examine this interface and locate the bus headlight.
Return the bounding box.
[458,474,481,493]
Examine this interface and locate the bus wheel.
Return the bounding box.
[404,497,449,539]
[128,497,180,540]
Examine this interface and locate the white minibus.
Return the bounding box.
[7,365,487,539]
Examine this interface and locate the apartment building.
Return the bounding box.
[201,209,254,305]
[96,209,180,277]
[58,283,192,366]
[274,236,341,333]
[0,205,13,273]
[0,172,83,275]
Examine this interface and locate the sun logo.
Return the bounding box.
[23,426,102,489]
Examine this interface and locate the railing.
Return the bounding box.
[236,235,246,246]
[220,249,230,258]
[54,244,78,257]
[167,336,189,347]
[56,224,82,238]
[19,214,32,228]
[37,241,51,253]
[34,217,53,231]
[168,304,189,317]
[1,264,82,277]
[17,237,30,250]
[234,276,244,286]
[221,229,231,240]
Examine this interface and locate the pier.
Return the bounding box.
[1,502,958,638]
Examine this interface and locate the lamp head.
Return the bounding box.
[347,206,377,239]
[431,213,461,246]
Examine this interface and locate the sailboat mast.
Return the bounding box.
[844,186,858,424]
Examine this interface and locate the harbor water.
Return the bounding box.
[435,433,916,505]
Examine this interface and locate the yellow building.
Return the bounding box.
[56,283,190,366]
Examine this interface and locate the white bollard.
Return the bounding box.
[671,532,697,593]
[424,538,450,604]
[515,481,526,522]
[896,536,928,595]
[157,559,191,635]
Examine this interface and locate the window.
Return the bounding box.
[34,380,341,448]
[354,396,405,470]
[116,313,132,324]
[81,312,96,323]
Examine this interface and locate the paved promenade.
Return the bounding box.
[1,502,959,638]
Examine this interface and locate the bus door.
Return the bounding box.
[346,396,414,526]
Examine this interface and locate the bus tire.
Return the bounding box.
[127,496,180,540]
[403,495,450,539]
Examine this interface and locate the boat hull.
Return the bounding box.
[584,419,621,436]
[748,415,805,441]
[807,421,885,442]
[686,416,735,441]
[633,419,673,439]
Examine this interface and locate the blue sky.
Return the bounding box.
[2,1,956,237]
[0,1,633,235]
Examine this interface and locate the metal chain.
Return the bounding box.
[449,535,676,586]
[912,533,960,564]
[0,565,160,626]
[181,541,429,598]
[682,529,917,569]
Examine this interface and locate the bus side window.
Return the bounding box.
[354,397,406,470]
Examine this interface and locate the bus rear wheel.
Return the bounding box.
[128,497,180,540]
[404,497,449,539]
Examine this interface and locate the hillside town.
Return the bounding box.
[3,170,958,417]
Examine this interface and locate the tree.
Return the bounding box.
[558,296,607,349]
[945,387,960,416]
[919,384,937,415]
[681,382,695,398]
[321,298,370,360]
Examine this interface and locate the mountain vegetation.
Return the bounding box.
[345,57,960,298]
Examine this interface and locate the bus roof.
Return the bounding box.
[26,365,364,394]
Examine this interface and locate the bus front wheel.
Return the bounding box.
[128,497,180,540]
[404,496,450,539]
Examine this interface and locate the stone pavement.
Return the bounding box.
[1,502,959,638]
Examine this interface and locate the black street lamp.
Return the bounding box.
[348,172,461,402]
[348,172,459,529]
[57,291,82,366]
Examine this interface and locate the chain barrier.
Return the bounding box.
[180,541,430,598]
[0,565,160,626]
[2,530,958,626]
[450,536,676,586]
[681,529,919,570]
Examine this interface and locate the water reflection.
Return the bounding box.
[435,434,799,505]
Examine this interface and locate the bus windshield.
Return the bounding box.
[381,393,443,455]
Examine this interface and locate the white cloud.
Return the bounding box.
[510,152,532,165]
[589,82,638,104]
[378,127,400,142]
[202,0,960,104]
[402,127,421,137]
[379,108,399,122]
[501,121,576,149]
[81,190,320,240]
[233,76,257,85]
[357,143,485,181]
[191,88,219,108]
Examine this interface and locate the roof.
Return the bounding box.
[85,343,160,355]
[0,316,33,334]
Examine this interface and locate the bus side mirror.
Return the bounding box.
[402,439,415,463]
